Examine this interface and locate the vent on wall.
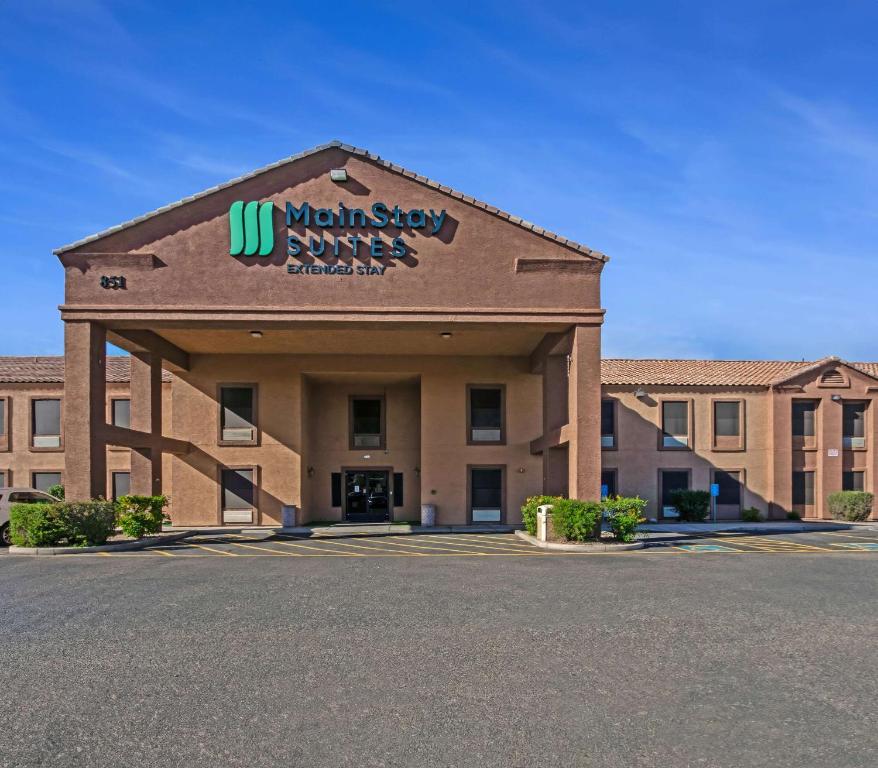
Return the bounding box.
[820,369,846,385]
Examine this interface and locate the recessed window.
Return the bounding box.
[0,398,6,437]
[350,397,385,449]
[111,471,130,500]
[601,400,616,449]
[0,397,7,452]
[842,402,866,449]
[111,398,131,428]
[0,469,7,486]
[468,386,504,444]
[713,400,743,451]
[32,471,62,492]
[221,468,255,524]
[660,470,689,519]
[792,471,815,508]
[792,401,816,439]
[843,471,865,492]
[470,467,503,523]
[661,401,690,449]
[393,472,404,507]
[32,399,61,449]
[714,470,742,507]
[601,469,617,498]
[220,386,256,443]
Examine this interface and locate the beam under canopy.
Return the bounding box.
[108,329,190,372]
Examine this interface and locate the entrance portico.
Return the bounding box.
[55,141,607,526]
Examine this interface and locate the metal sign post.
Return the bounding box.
[710,483,720,523]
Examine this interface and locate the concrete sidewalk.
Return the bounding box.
[165,523,520,538]
[637,520,875,534]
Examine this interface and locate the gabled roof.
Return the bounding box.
[0,356,171,384]
[601,358,878,387]
[54,140,608,262]
[768,356,878,386]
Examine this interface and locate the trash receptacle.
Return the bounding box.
[281,505,297,528]
[420,504,437,527]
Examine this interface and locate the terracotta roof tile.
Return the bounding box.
[0,356,172,384]
[600,359,878,387]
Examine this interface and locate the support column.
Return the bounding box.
[129,351,163,496]
[64,321,107,500]
[567,324,602,500]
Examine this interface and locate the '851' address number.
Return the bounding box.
[100,275,126,289]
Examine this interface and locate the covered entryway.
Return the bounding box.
[344,469,391,522]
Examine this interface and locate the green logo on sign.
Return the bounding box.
[229,200,275,256]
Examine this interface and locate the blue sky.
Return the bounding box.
[1,0,876,360]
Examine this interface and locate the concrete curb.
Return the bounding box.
[515,530,644,552]
[638,523,854,535]
[241,524,522,538]
[9,530,196,556]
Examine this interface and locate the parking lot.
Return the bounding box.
[2,527,877,767]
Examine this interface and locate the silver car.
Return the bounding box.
[0,488,61,545]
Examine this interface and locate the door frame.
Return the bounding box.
[466,464,507,524]
[341,465,394,522]
[657,467,691,521]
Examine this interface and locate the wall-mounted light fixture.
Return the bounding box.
[831,394,843,402]
[362,454,371,460]
[250,330,263,339]
[440,332,453,340]
[415,466,421,476]
[634,388,648,399]
[306,466,314,477]
[330,169,348,182]
[517,467,526,474]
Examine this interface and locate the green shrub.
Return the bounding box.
[741,506,763,523]
[9,503,66,547]
[669,489,710,522]
[786,511,801,520]
[116,495,169,539]
[46,484,65,500]
[9,501,116,547]
[604,496,646,542]
[827,491,874,522]
[520,495,560,536]
[550,498,603,542]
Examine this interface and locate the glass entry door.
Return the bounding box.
[344,470,390,522]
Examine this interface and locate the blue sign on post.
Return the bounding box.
[600,484,609,499]
[710,483,720,497]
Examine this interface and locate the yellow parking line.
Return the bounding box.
[280,537,426,556]
[150,548,176,557]
[226,540,309,556]
[743,536,832,551]
[432,534,536,548]
[810,530,877,539]
[269,538,370,556]
[188,543,239,556]
[411,535,540,553]
[357,537,496,554]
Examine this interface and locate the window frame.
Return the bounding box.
[710,467,745,509]
[218,464,259,525]
[109,396,131,429]
[0,468,9,487]
[466,384,506,446]
[217,384,259,447]
[110,470,131,501]
[29,396,63,452]
[711,398,745,451]
[600,398,617,451]
[31,470,63,493]
[348,395,386,451]
[658,398,693,451]
[791,470,816,511]
[842,470,866,492]
[791,399,818,450]
[466,464,506,524]
[0,396,9,452]
[842,401,867,451]
[658,468,692,520]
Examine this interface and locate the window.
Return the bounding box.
[32,398,61,449]
[350,397,384,449]
[220,386,257,443]
[843,402,866,449]
[0,469,7,486]
[661,401,690,449]
[32,472,62,492]
[331,472,342,507]
[469,466,504,523]
[843,471,865,492]
[660,470,689,519]
[468,386,504,444]
[714,470,742,507]
[221,468,255,524]
[713,400,743,449]
[0,397,7,450]
[111,471,131,500]
[792,471,815,508]
[393,472,404,507]
[601,400,616,449]
[601,469,617,499]
[792,401,816,439]
[111,398,131,428]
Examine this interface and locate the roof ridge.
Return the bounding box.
[53,140,607,262]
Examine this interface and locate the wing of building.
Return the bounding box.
[2,350,875,521]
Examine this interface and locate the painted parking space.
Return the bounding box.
[658,528,878,554]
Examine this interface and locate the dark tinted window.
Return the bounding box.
[843,402,866,438]
[351,398,383,448]
[792,401,816,438]
[393,472,404,507]
[471,468,502,522]
[111,399,130,428]
[601,401,615,447]
[714,470,741,506]
[661,471,689,507]
[662,402,688,447]
[331,473,342,507]
[222,468,254,509]
[32,472,62,492]
[792,471,814,505]
[714,401,741,437]
[33,399,61,438]
[843,471,865,492]
[221,387,255,440]
[470,387,503,442]
[112,471,130,500]
[0,399,5,436]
